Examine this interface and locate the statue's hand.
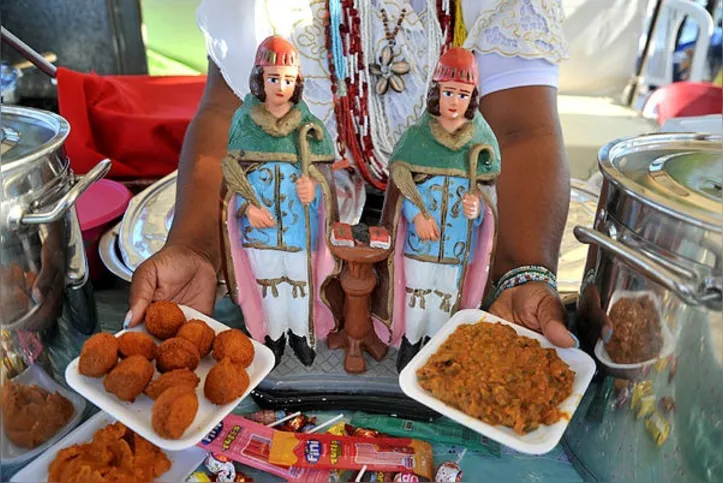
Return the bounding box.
[296,175,317,205]
[463,192,481,219]
[413,213,440,241]
[247,205,276,229]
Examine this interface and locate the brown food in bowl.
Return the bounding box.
[212,329,254,368]
[117,332,157,360]
[606,295,663,364]
[417,322,575,435]
[103,355,154,402]
[1,380,75,449]
[78,333,119,377]
[204,358,250,405]
[145,301,186,340]
[177,319,215,357]
[145,369,200,400]
[156,337,200,373]
[152,385,199,439]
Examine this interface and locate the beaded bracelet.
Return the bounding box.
[492,265,558,301]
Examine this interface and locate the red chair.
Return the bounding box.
[642,81,723,125]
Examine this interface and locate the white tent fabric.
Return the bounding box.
[558,0,651,97]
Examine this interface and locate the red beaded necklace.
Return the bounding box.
[324,0,455,192]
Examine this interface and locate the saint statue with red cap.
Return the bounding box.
[221,36,341,366]
[371,48,502,371]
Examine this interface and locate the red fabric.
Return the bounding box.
[56,67,207,179]
[643,81,723,125]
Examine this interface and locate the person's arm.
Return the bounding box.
[126,60,240,327]
[167,60,242,268]
[479,86,569,280]
[480,85,576,348]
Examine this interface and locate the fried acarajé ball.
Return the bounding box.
[204,358,250,405]
[103,355,154,402]
[117,332,157,361]
[212,329,254,368]
[177,319,215,357]
[152,385,199,440]
[145,301,186,340]
[144,369,200,400]
[156,338,200,373]
[79,333,119,377]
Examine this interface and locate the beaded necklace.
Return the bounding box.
[324,0,455,191]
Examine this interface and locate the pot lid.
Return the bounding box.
[1,105,69,166]
[1,106,70,204]
[599,133,722,231]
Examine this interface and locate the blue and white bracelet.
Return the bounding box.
[493,265,558,300]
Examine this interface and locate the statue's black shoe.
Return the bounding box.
[265,333,286,368]
[288,331,316,366]
[396,335,423,373]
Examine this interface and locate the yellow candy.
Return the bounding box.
[631,380,653,411]
[327,421,347,436]
[636,395,657,420]
[646,412,671,447]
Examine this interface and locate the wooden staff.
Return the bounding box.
[297,122,324,348]
[455,143,492,311]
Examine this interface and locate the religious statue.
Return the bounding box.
[371,47,502,372]
[221,36,341,367]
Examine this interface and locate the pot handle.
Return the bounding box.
[573,226,722,308]
[11,159,111,226]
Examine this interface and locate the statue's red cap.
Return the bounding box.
[254,35,300,67]
[432,47,478,85]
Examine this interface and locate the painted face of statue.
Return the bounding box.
[263,65,299,109]
[438,80,473,121]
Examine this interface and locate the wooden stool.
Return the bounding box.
[327,245,390,374]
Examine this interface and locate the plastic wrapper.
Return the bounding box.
[659,396,676,415]
[631,380,653,411]
[645,412,671,447]
[205,454,237,482]
[246,410,287,426]
[197,414,330,482]
[612,379,632,410]
[654,356,669,373]
[636,395,657,420]
[268,431,435,480]
[281,414,316,433]
[351,412,501,457]
[435,461,464,481]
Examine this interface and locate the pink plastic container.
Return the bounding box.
[76,179,132,281]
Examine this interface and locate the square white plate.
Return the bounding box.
[66,305,275,451]
[398,309,596,455]
[1,364,86,467]
[10,411,206,482]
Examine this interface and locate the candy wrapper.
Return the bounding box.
[636,395,657,420]
[351,413,501,457]
[268,431,434,480]
[646,412,671,447]
[435,462,464,482]
[246,410,287,426]
[279,414,317,433]
[198,414,330,482]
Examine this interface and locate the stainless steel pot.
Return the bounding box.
[0,105,110,382]
[564,133,722,482]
